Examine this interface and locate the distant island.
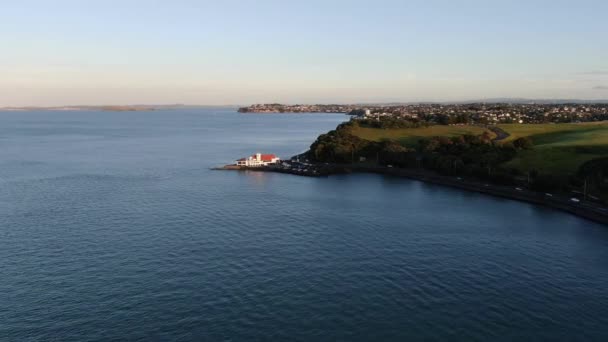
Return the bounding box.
[0,104,237,112]
[0,105,158,112]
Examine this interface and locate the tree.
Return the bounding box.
[480,131,493,144]
[513,137,533,150]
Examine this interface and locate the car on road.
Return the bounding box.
[545,193,553,197]
[515,187,523,191]
[570,198,580,203]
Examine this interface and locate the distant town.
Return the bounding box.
[238,102,608,124]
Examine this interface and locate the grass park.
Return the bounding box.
[349,121,608,177]
[350,125,492,146]
[499,122,608,176]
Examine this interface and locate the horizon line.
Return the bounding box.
[3,98,608,109]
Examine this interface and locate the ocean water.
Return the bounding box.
[1,109,607,341]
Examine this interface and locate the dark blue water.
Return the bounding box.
[1,109,607,341]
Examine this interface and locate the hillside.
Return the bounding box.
[498,123,608,176]
[308,119,608,201]
[349,122,608,177]
[350,125,492,146]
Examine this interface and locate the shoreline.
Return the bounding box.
[213,163,608,225]
[238,111,349,114]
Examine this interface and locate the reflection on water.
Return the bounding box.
[0,109,607,341]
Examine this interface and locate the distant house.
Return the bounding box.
[236,153,280,167]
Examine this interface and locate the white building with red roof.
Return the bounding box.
[236,153,280,167]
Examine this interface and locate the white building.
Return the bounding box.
[236,153,281,167]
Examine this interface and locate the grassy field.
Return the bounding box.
[350,125,492,147]
[498,122,608,143]
[499,122,608,176]
[350,122,608,177]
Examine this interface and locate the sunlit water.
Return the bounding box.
[1,109,607,341]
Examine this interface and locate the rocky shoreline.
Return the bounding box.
[213,162,608,226]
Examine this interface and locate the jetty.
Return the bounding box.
[212,160,346,177]
[212,152,350,177]
[213,154,608,225]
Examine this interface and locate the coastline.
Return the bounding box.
[238,111,349,114]
[214,163,608,226]
[362,166,608,225]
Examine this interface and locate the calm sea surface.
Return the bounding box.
[1,109,607,341]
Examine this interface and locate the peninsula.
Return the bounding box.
[239,102,608,123]
[220,106,608,225]
[238,103,356,113]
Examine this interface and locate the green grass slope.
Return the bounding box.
[499,122,608,176]
[350,125,492,147]
[349,121,608,178]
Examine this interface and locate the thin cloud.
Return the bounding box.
[593,85,608,90]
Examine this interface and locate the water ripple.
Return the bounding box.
[1,111,608,341]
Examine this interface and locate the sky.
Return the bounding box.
[1,0,607,106]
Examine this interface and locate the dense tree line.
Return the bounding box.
[356,118,431,129]
[308,123,380,163]
[307,120,606,200]
[415,133,523,184]
[576,157,608,196]
[308,122,530,184]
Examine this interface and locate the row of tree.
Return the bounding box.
[307,119,606,201]
[355,118,430,129]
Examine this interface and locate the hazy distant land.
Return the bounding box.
[0,104,237,112]
[3,99,608,113]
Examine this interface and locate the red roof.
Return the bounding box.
[260,154,277,162]
[238,154,278,162]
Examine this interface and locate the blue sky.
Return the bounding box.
[1,0,607,105]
